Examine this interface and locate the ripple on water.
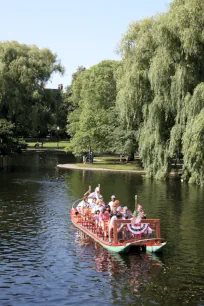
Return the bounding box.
[0,153,204,305]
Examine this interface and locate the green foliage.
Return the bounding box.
[117,18,155,130]
[67,60,120,155]
[71,66,86,83]
[182,109,204,186]
[116,0,204,185]
[0,41,64,137]
[0,119,27,156]
[67,0,204,185]
[0,119,14,137]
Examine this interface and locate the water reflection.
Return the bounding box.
[0,152,204,306]
[76,231,162,273]
[75,230,164,305]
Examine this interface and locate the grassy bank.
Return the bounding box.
[76,155,143,171]
[26,145,144,172]
[26,141,69,149]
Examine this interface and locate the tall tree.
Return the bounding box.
[0,41,64,136]
[71,65,86,83]
[67,60,120,155]
[117,0,204,185]
[117,18,155,160]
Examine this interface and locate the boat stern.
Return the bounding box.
[146,241,167,253]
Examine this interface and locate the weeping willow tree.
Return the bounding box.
[117,0,204,185]
[117,18,155,136]
[182,85,204,186]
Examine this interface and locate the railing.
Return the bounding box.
[113,219,161,244]
[72,208,162,245]
[72,199,83,209]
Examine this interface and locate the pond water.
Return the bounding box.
[0,151,204,306]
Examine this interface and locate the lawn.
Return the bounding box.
[76,155,144,171]
[26,141,69,149]
[26,144,144,171]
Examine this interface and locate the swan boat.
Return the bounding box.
[71,197,166,254]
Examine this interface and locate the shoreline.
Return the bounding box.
[57,163,181,177]
[57,163,146,174]
[26,148,65,152]
[24,151,180,177]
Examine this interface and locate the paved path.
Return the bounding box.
[57,163,146,174]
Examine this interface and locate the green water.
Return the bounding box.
[0,151,204,305]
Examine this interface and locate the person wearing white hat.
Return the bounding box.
[108,195,116,209]
[88,186,102,200]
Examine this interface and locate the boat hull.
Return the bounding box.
[72,216,131,253]
[146,242,167,253]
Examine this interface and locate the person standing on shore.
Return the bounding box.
[89,151,94,163]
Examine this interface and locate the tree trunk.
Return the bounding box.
[0,156,3,170]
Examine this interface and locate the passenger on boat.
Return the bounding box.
[108,195,116,209]
[132,204,146,220]
[122,206,132,219]
[104,203,111,213]
[88,187,102,200]
[89,197,97,208]
[137,204,146,219]
[99,208,110,221]
[95,210,100,227]
[98,195,106,207]
[91,199,103,214]
[108,212,123,243]
[116,212,129,240]
[110,206,117,217]
[111,200,121,214]
[99,208,110,236]
[76,196,90,212]
[116,206,122,213]
[111,199,120,209]
[131,205,152,236]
